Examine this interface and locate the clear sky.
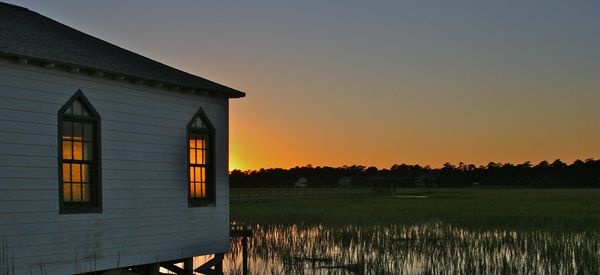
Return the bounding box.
[6,0,599,170]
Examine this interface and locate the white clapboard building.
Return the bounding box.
[0,2,244,274]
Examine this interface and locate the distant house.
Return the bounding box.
[294,177,308,188]
[367,176,402,189]
[337,176,353,188]
[414,174,436,187]
[0,3,244,274]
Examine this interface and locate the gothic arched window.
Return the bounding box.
[187,108,215,206]
[58,90,101,213]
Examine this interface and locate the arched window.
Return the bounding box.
[187,108,215,206]
[58,90,101,213]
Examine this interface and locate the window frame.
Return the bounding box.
[187,108,216,207]
[57,90,102,214]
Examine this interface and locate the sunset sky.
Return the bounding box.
[7,1,599,170]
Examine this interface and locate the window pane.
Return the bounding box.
[72,141,83,160]
[81,164,89,183]
[201,167,205,183]
[62,121,73,138]
[72,164,82,183]
[72,183,82,202]
[82,105,91,117]
[72,100,83,117]
[82,184,90,202]
[189,147,196,164]
[73,122,83,139]
[62,164,71,182]
[189,139,196,149]
[196,117,203,129]
[190,182,195,198]
[195,167,202,182]
[83,123,94,141]
[194,149,203,164]
[83,142,93,161]
[62,141,73,160]
[194,182,202,198]
[189,167,195,182]
[194,182,205,198]
[63,183,72,202]
[66,104,74,115]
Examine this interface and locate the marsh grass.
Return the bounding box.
[225,224,599,274]
[227,189,600,274]
[231,189,600,231]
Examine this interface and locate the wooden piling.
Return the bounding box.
[242,236,249,275]
[183,258,193,275]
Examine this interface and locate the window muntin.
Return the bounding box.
[188,109,215,206]
[58,91,101,213]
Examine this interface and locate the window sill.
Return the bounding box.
[60,206,102,214]
[188,199,216,208]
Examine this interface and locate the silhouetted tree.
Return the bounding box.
[230,159,600,188]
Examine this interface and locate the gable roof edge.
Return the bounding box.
[0,52,246,98]
[0,2,246,98]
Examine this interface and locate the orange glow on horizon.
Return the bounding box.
[228,100,600,171]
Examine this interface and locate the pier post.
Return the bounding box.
[183,258,193,275]
[214,253,223,274]
[242,235,248,275]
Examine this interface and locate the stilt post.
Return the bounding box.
[242,236,248,275]
[184,258,193,275]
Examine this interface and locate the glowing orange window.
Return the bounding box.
[188,109,214,206]
[58,91,101,213]
[189,137,207,198]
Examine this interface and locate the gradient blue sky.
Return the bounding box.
[6,0,599,169]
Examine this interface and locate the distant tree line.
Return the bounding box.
[230,159,599,188]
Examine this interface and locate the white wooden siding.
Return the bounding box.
[0,59,231,274]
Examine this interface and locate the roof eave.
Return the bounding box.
[0,51,246,98]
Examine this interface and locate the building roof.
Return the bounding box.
[0,2,245,98]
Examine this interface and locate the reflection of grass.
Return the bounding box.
[229,189,600,273]
[231,189,600,231]
[237,223,599,274]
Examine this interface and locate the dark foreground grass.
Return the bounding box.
[230,188,600,231]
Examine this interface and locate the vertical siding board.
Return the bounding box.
[0,59,231,273]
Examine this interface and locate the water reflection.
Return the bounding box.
[205,223,599,274]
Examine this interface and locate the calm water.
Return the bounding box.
[195,223,599,274]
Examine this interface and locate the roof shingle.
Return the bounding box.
[0,2,245,98]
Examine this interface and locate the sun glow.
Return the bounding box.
[229,154,245,171]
